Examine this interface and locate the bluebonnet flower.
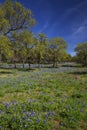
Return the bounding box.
[12,101,17,105]
[21,110,26,113]
[46,111,55,118]
[77,100,80,104]
[31,111,35,117]
[20,120,22,125]
[43,120,46,124]
[67,105,71,111]
[24,125,27,128]
[62,100,65,103]
[36,118,40,123]
[13,117,16,122]
[73,107,77,110]
[80,109,83,112]
[60,122,64,126]
[29,99,36,103]
[23,115,27,120]
[5,102,10,109]
[82,102,86,107]
[27,119,31,122]
[73,119,77,123]
[49,101,53,105]
[27,112,31,116]
[0,110,5,114]
[0,126,2,129]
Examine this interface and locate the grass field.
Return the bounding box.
[0,66,87,130]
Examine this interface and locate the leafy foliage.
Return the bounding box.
[0,36,13,62]
[75,42,87,66]
[0,0,36,35]
[49,38,67,67]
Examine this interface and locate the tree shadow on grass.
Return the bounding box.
[0,71,13,74]
[0,68,15,75]
[0,67,37,73]
[69,71,87,75]
[61,64,82,67]
[17,68,36,72]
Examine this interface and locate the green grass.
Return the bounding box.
[0,67,87,130]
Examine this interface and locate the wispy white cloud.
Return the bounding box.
[73,26,85,34]
[59,0,87,23]
[62,0,87,21]
[39,21,49,33]
[67,26,87,48]
[72,18,87,35]
[46,1,86,33]
[76,0,87,8]
[65,18,87,51]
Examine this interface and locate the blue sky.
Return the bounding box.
[1,0,87,56]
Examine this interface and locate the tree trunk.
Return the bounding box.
[86,56,87,66]
[23,61,25,68]
[0,54,1,63]
[56,62,57,67]
[85,56,87,66]
[38,62,40,68]
[37,53,40,68]
[53,62,56,68]
[28,63,31,69]
[53,56,56,68]
[14,63,16,69]
[53,62,55,68]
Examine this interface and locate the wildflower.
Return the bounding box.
[43,120,46,124]
[27,119,31,122]
[80,109,83,112]
[60,122,64,126]
[23,115,27,120]
[36,118,40,123]
[82,102,86,107]
[31,111,35,117]
[5,102,10,109]
[20,120,22,125]
[12,101,17,105]
[26,112,31,116]
[0,126,2,129]
[13,117,16,122]
[0,110,5,114]
[24,125,27,128]
[46,111,55,118]
[22,110,26,113]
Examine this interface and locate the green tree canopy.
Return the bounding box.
[34,33,48,67]
[49,37,67,67]
[0,0,36,35]
[0,35,13,62]
[75,42,87,66]
[19,30,34,68]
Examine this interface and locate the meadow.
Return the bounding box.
[0,65,87,130]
